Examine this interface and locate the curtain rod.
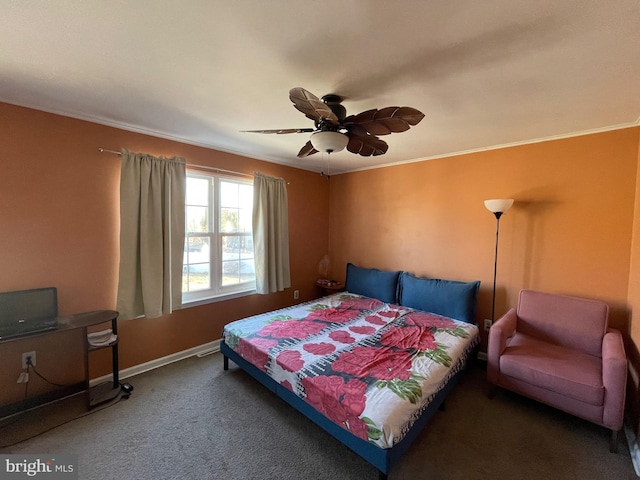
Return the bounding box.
[97,147,254,178]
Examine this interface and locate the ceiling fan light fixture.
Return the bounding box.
[310,131,348,154]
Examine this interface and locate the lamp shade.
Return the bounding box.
[484,198,514,214]
[310,131,349,153]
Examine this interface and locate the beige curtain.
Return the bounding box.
[116,150,186,320]
[252,172,291,294]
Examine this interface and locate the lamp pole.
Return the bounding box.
[484,199,514,323]
[491,211,503,322]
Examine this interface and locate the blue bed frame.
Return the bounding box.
[221,340,476,479]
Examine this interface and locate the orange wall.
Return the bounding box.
[2,100,640,418]
[627,130,640,428]
[630,132,640,349]
[0,102,329,405]
[329,128,640,349]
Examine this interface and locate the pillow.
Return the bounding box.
[345,263,401,304]
[399,272,480,324]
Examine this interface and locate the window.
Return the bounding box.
[182,171,255,303]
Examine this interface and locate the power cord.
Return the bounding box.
[3,357,133,448]
[25,357,68,388]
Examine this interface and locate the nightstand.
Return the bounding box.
[316,279,344,296]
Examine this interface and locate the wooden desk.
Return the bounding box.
[0,310,120,415]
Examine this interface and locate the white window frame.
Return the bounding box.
[182,171,255,305]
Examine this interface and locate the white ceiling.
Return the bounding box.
[1,1,639,174]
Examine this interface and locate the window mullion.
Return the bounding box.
[210,177,220,293]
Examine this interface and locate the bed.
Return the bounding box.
[221,264,481,479]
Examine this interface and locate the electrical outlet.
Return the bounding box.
[484,319,492,332]
[293,290,300,300]
[22,351,36,369]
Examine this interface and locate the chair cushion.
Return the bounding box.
[516,290,608,357]
[500,333,604,406]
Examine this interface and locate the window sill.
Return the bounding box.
[181,289,256,308]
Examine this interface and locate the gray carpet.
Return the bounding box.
[0,352,636,480]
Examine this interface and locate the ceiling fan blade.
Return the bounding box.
[297,141,318,158]
[243,128,315,134]
[344,123,369,137]
[344,106,425,136]
[289,87,339,125]
[346,135,389,157]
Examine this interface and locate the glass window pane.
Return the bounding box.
[238,209,251,232]
[220,181,239,208]
[221,233,254,286]
[239,235,254,259]
[239,184,253,209]
[222,260,239,286]
[222,235,239,259]
[221,208,239,233]
[240,259,255,282]
[184,237,210,262]
[186,206,208,233]
[185,262,210,291]
[186,177,209,205]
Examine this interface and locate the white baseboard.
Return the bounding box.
[89,339,220,387]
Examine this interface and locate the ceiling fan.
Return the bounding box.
[244,87,425,158]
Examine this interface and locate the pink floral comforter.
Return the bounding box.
[223,292,479,449]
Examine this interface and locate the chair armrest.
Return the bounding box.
[487,308,517,383]
[602,328,627,430]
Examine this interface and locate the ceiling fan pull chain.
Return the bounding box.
[319,151,331,179]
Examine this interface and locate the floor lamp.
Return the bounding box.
[484,199,514,322]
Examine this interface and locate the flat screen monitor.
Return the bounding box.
[0,287,58,340]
